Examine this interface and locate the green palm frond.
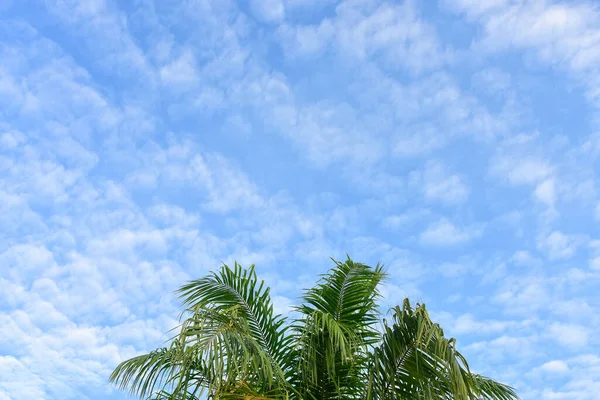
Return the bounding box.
[112,263,294,399]
[178,262,294,374]
[110,347,177,398]
[293,257,386,399]
[109,344,210,400]
[368,299,517,400]
[110,257,519,400]
[367,299,454,399]
[468,374,519,400]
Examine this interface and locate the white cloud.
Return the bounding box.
[471,67,511,94]
[193,86,226,112]
[465,335,537,364]
[0,244,56,282]
[420,218,482,246]
[250,0,286,24]
[382,208,431,229]
[283,101,386,167]
[147,204,201,227]
[549,323,589,350]
[279,1,450,73]
[43,0,153,80]
[444,0,600,111]
[0,130,25,149]
[86,229,169,258]
[447,294,462,303]
[273,31,515,168]
[415,161,469,205]
[160,50,198,86]
[0,356,46,399]
[277,21,335,57]
[271,295,293,316]
[491,156,553,185]
[438,262,471,278]
[127,138,264,213]
[393,128,445,156]
[538,360,569,374]
[534,178,556,207]
[382,214,412,229]
[537,231,580,261]
[552,299,595,320]
[379,281,422,308]
[511,250,540,267]
[441,0,508,18]
[452,313,517,335]
[0,298,132,399]
[493,277,550,315]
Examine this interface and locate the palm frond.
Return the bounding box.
[110,348,176,398]
[468,374,519,400]
[109,345,209,400]
[178,262,294,375]
[112,263,294,399]
[368,299,518,400]
[293,257,386,399]
[110,258,519,400]
[368,299,454,399]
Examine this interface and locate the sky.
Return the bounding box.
[1,0,600,398]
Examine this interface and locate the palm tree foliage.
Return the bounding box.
[111,257,518,400]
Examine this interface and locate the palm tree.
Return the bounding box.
[110,257,518,400]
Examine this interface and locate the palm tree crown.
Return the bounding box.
[110,257,518,400]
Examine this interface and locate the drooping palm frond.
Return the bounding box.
[468,374,519,400]
[110,257,519,400]
[110,347,180,399]
[293,257,386,399]
[111,263,294,399]
[367,299,454,400]
[178,263,295,375]
[367,299,517,400]
[150,389,202,400]
[109,340,213,400]
[176,303,283,396]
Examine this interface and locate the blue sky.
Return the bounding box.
[1,0,600,398]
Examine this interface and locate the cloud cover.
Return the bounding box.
[1,0,600,399]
